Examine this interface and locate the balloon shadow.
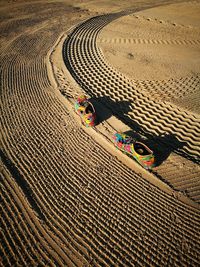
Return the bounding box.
[89,95,133,125]
[90,96,187,167]
[89,96,147,139]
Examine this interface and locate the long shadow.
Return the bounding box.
[146,133,187,167]
[89,96,145,134]
[82,94,198,166]
[62,8,199,165]
[1,150,46,221]
[121,130,188,189]
[89,96,133,124]
[91,95,199,164]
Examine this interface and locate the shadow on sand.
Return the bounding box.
[90,95,146,137]
[88,96,188,167]
[0,150,46,221]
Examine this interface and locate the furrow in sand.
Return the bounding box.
[129,104,199,140]
[0,183,51,266]
[0,204,31,266]
[63,13,200,144]
[170,174,199,188]
[1,113,200,253]
[138,76,200,101]
[2,131,200,266]
[0,228,17,266]
[1,153,80,266]
[1,187,38,266]
[1,2,200,265]
[98,37,200,46]
[189,194,200,202]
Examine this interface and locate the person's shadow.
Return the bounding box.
[89,96,188,166]
[89,96,145,134]
[81,95,197,165]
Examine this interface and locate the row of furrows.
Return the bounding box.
[63,13,200,160]
[0,170,55,266]
[0,16,48,37]
[1,50,200,265]
[1,6,200,266]
[1,30,60,62]
[67,16,200,122]
[1,48,200,237]
[1,61,52,112]
[129,13,199,28]
[1,61,92,265]
[174,91,200,115]
[98,37,200,45]
[153,155,200,201]
[2,101,200,267]
[135,76,200,101]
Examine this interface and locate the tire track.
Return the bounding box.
[63,15,200,161]
[98,37,200,45]
[1,165,71,266]
[1,1,200,266]
[62,11,200,202]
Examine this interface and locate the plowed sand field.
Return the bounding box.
[1,0,200,266]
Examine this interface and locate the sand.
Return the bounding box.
[1,0,200,266]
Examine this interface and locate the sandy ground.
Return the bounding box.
[1,0,200,266]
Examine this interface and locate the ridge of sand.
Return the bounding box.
[97,2,200,113]
[60,8,200,204]
[49,31,200,210]
[1,1,200,266]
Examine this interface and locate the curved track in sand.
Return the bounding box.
[1,1,200,266]
[62,12,200,203]
[63,13,200,160]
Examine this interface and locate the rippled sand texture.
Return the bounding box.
[1,1,200,266]
[62,2,200,203]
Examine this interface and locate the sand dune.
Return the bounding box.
[1,0,200,266]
